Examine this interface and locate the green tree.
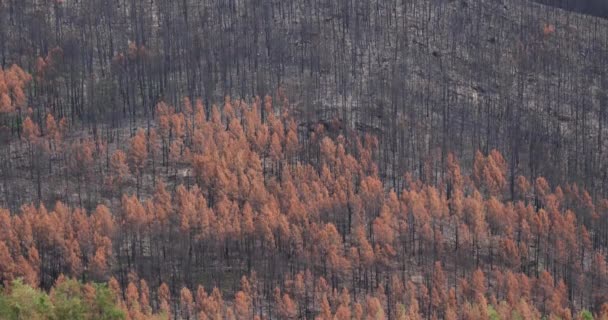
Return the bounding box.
[89,284,126,320]
[51,278,88,320]
[579,309,594,320]
[0,279,54,320]
[0,279,127,320]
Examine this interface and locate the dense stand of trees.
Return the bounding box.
[0,278,166,320]
[0,0,608,201]
[1,96,608,319]
[1,0,608,319]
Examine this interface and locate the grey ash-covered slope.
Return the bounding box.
[282,0,608,196]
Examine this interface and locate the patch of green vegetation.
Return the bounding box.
[488,305,500,320]
[0,279,126,320]
[579,309,594,320]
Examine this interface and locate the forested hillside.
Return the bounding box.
[1,98,608,319]
[1,0,608,206]
[1,0,608,319]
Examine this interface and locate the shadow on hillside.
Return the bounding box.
[533,0,608,18]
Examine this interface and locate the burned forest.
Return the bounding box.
[1,0,608,319]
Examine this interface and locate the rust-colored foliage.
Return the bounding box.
[109,149,130,190]
[0,64,31,113]
[130,129,148,172]
[158,282,171,314]
[543,23,556,37]
[1,96,608,320]
[181,286,195,320]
